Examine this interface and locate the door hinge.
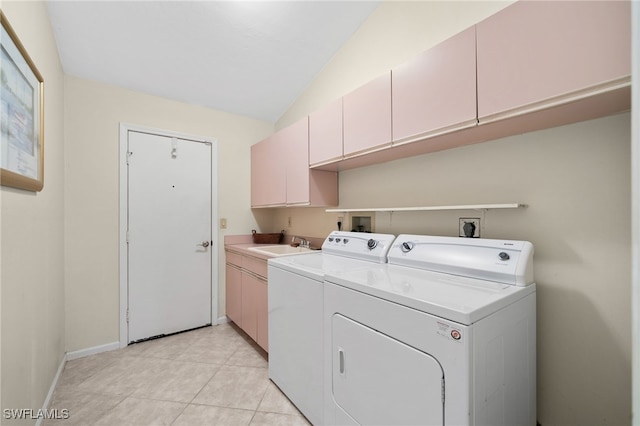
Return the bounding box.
[126,151,133,165]
[126,231,130,244]
[441,377,445,404]
[126,309,130,323]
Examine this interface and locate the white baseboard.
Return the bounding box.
[35,353,67,426]
[217,316,230,324]
[66,341,120,361]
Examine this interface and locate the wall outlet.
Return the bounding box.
[287,216,292,227]
[459,218,480,238]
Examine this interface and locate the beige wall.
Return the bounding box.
[1,0,66,422]
[0,1,632,425]
[64,76,273,352]
[632,2,639,421]
[272,1,632,424]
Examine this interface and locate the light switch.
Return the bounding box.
[220,218,227,229]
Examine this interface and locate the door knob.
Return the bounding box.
[198,241,210,248]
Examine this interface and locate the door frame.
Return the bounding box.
[118,123,219,348]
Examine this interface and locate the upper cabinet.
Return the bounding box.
[343,72,392,158]
[254,0,631,189]
[282,118,313,205]
[392,27,477,144]
[476,0,631,122]
[251,134,285,207]
[251,118,338,208]
[309,98,343,167]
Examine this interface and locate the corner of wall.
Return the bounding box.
[1,0,66,418]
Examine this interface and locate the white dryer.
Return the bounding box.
[323,235,537,426]
[268,231,396,425]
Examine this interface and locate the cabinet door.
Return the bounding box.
[309,98,343,166]
[241,272,259,341]
[343,72,392,157]
[256,279,268,352]
[476,0,631,120]
[282,118,311,205]
[392,27,477,143]
[225,264,242,326]
[251,135,286,207]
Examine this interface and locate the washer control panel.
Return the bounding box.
[322,231,396,263]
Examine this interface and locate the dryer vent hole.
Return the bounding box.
[459,218,480,238]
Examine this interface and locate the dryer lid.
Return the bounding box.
[325,264,535,325]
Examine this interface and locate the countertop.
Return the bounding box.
[224,242,275,260]
[224,234,323,260]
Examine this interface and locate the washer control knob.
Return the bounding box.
[335,238,341,243]
[343,238,349,244]
[367,239,378,250]
[328,237,334,242]
[401,241,414,253]
[498,251,510,261]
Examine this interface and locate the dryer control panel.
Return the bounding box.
[388,235,534,286]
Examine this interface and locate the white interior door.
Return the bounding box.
[127,130,212,342]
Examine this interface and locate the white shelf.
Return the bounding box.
[326,203,526,213]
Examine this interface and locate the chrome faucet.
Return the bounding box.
[292,236,310,249]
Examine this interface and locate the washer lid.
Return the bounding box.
[324,264,535,325]
[268,252,379,281]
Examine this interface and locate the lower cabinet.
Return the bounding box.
[241,272,260,341]
[225,263,242,326]
[225,249,269,352]
[256,279,268,351]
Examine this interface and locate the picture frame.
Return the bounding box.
[1,11,44,192]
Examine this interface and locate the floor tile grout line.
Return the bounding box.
[250,377,272,423]
[182,358,224,408]
[89,393,129,425]
[58,356,121,391]
[168,399,190,426]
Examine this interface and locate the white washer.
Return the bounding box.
[268,231,396,426]
[323,235,537,426]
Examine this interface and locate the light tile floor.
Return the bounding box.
[45,323,310,426]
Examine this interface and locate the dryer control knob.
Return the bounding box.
[367,239,377,250]
[343,239,349,244]
[499,251,510,261]
[401,242,414,253]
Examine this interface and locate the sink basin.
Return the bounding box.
[248,245,316,257]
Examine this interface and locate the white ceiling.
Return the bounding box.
[46,1,380,123]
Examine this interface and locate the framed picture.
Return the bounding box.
[1,11,44,192]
